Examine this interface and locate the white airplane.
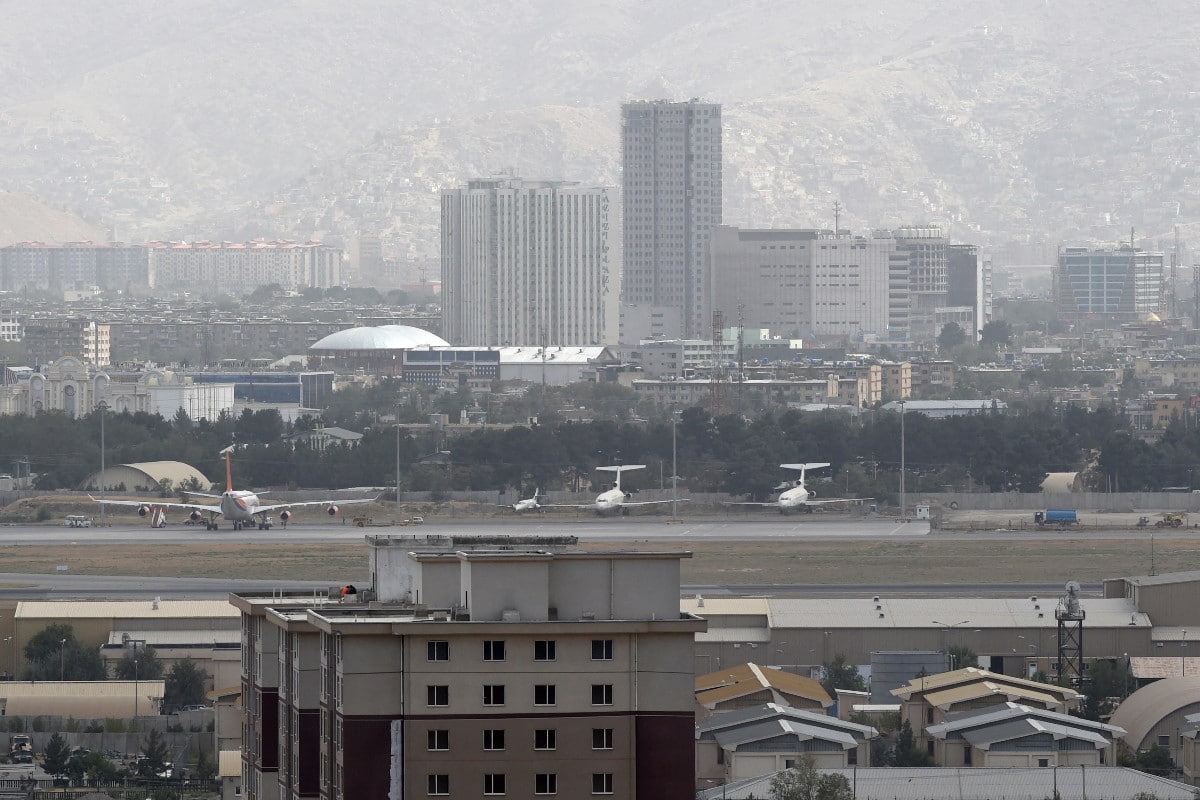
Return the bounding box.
[91,453,375,530]
[726,462,864,515]
[500,489,545,513]
[543,465,687,516]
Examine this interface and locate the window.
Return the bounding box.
[484,640,506,661]
[535,729,557,750]
[427,774,449,795]
[926,707,934,724]
[963,745,971,765]
[427,640,448,662]
[534,640,557,661]
[592,773,614,795]
[534,684,556,706]
[592,728,613,750]
[484,774,506,795]
[1037,758,1050,768]
[427,730,448,751]
[591,639,614,660]
[483,684,506,706]
[426,685,448,707]
[1158,735,1171,747]
[535,773,558,795]
[591,684,613,706]
[483,729,505,751]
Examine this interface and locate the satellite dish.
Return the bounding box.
[1065,580,1081,595]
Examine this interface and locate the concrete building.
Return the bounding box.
[621,99,722,340]
[232,540,704,800]
[1055,245,1166,325]
[696,703,877,786]
[146,240,342,291]
[23,318,110,366]
[0,680,166,718]
[80,460,211,493]
[0,241,150,292]
[926,702,1124,768]
[947,243,989,339]
[441,177,618,347]
[709,228,893,341]
[1182,715,1200,786]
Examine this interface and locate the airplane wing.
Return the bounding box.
[805,498,870,506]
[182,491,223,499]
[620,499,691,507]
[723,501,777,507]
[88,496,221,514]
[536,503,599,509]
[254,498,377,514]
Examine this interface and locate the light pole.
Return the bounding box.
[671,410,681,521]
[3,636,11,680]
[97,400,108,527]
[395,401,403,520]
[133,656,139,718]
[898,399,906,521]
[58,638,66,681]
[932,619,970,669]
[1183,629,1188,677]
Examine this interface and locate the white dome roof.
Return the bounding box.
[309,325,449,351]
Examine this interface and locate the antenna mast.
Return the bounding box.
[736,303,745,414]
[1056,580,1087,688]
[833,201,841,235]
[709,310,725,418]
[1171,224,1180,319]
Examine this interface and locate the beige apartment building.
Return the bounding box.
[233,542,705,800]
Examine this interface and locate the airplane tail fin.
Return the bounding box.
[780,462,831,485]
[225,451,233,493]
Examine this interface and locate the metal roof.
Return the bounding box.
[497,346,613,365]
[696,663,832,708]
[713,718,858,750]
[79,460,211,491]
[923,681,1061,710]
[959,718,1112,750]
[699,703,877,739]
[17,600,240,620]
[218,750,241,779]
[1108,675,1200,749]
[767,597,1145,630]
[695,627,771,643]
[892,667,1083,703]
[1121,570,1200,587]
[928,702,1124,742]
[698,767,1200,800]
[680,597,769,616]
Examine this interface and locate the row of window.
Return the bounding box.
[427,638,613,662]
[427,727,613,751]
[428,772,612,796]
[425,683,613,707]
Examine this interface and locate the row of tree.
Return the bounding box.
[10,394,1200,496]
[23,625,209,713]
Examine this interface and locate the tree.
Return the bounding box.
[139,728,171,777]
[768,756,852,800]
[21,624,106,681]
[164,657,210,712]
[894,720,934,766]
[948,644,978,670]
[937,322,968,353]
[42,732,70,776]
[113,646,164,681]
[820,653,866,695]
[195,748,217,781]
[979,320,1013,350]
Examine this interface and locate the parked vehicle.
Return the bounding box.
[9,734,32,764]
[1034,509,1078,528]
[1157,512,1187,528]
[64,515,92,528]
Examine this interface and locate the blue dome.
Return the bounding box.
[309,325,449,351]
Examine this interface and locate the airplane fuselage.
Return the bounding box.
[594,488,628,515]
[777,486,814,514]
[512,498,540,513]
[220,490,264,522]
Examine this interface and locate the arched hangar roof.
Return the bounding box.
[79,461,211,491]
[1108,675,1200,749]
[309,325,448,351]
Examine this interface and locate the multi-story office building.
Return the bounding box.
[0,242,151,292]
[709,227,892,341]
[621,100,722,341]
[23,318,110,366]
[441,177,618,347]
[1055,245,1166,324]
[947,244,989,339]
[233,539,703,800]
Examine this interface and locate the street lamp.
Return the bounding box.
[671,410,681,521]
[3,636,11,680]
[133,656,139,718]
[1183,629,1188,677]
[932,619,970,668]
[97,400,108,527]
[395,401,403,520]
[58,638,67,681]
[898,399,906,521]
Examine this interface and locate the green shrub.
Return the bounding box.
[31,717,45,732]
[104,718,126,733]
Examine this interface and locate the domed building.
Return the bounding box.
[307,325,450,374]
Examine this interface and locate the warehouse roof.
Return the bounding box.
[698,767,1198,800]
[17,600,240,620]
[767,597,1146,630]
[1121,570,1200,587]
[892,667,1083,703]
[78,460,211,491]
[1109,676,1200,749]
[923,680,1061,710]
[696,663,832,709]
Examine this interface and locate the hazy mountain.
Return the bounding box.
[0,192,105,246]
[2,0,1199,260]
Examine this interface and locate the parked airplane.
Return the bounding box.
[543,465,686,516]
[91,453,375,530]
[726,462,863,514]
[500,489,544,513]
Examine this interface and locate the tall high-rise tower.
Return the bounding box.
[441,177,618,346]
[621,99,722,341]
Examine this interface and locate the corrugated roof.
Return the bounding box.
[960,718,1112,750]
[80,460,211,491]
[695,627,772,643]
[17,600,240,619]
[892,667,1083,702]
[681,597,769,616]
[767,597,1145,630]
[928,702,1124,741]
[1109,675,1200,749]
[696,663,832,708]
[218,750,241,779]
[713,718,858,750]
[1130,656,1200,679]
[924,681,1060,709]
[698,767,1200,800]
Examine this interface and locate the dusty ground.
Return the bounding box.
[0,537,1191,588]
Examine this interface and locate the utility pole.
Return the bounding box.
[671,410,680,521]
[898,400,906,521]
[395,401,403,520]
[97,401,108,527]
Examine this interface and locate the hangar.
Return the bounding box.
[79,460,213,492]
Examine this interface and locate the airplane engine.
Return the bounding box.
[189,510,203,522]
[326,505,339,516]
[279,510,291,523]
[624,493,633,500]
[809,490,816,498]
[137,505,151,517]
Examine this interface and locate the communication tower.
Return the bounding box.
[709,310,725,418]
[1056,580,1086,687]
